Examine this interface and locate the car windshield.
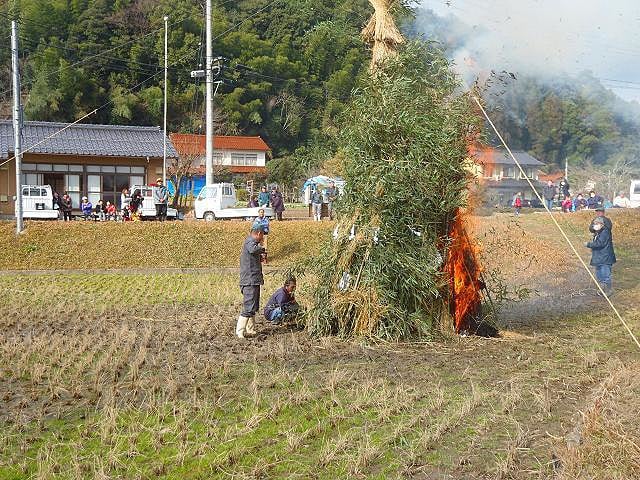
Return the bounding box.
[198,187,217,200]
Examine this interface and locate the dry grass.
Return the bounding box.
[0,212,639,478]
[0,220,332,270]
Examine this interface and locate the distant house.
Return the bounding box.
[169,133,269,177]
[471,147,545,206]
[0,120,177,214]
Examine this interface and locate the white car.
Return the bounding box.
[630,180,640,208]
[129,185,180,220]
[20,185,59,219]
[195,183,273,221]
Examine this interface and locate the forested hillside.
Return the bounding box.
[412,7,640,172]
[0,0,373,173]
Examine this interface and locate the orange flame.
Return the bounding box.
[446,213,483,333]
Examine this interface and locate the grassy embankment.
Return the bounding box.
[0,211,639,478]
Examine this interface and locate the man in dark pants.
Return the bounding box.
[585,216,616,296]
[237,227,266,338]
[154,178,168,221]
[542,180,556,211]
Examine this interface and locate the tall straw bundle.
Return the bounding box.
[362,0,405,68]
[303,43,481,340]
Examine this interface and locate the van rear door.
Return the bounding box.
[630,180,640,208]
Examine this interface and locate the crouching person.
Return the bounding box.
[237,227,266,338]
[264,277,300,324]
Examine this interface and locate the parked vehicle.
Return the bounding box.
[20,185,59,219]
[129,185,180,220]
[630,180,640,208]
[522,198,544,208]
[195,183,273,221]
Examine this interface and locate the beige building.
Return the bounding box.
[0,120,176,214]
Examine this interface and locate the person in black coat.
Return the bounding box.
[584,216,616,296]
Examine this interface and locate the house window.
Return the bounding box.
[85,165,146,207]
[503,166,516,178]
[231,153,258,166]
[519,168,535,179]
[213,152,223,164]
[65,174,81,207]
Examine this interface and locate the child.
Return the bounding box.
[80,197,93,220]
[252,209,270,262]
[95,200,106,221]
[106,201,117,220]
[561,195,573,213]
[512,192,522,216]
[263,277,300,324]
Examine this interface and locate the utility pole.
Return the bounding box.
[163,15,168,185]
[564,158,568,181]
[205,0,214,186]
[11,21,23,234]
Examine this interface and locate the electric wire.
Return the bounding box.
[1,0,285,168]
[469,91,640,351]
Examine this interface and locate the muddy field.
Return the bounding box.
[1,210,639,479]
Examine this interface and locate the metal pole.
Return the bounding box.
[11,21,23,234]
[163,16,168,185]
[205,0,214,186]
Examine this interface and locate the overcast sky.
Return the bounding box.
[418,0,640,102]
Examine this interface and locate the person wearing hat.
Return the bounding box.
[584,216,616,296]
[80,196,93,220]
[590,206,612,233]
[236,226,266,338]
[154,178,169,221]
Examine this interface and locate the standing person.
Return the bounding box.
[257,186,270,207]
[311,188,323,221]
[613,192,631,208]
[120,188,130,210]
[264,277,300,324]
[573,193,587,211]
[270,186,285,221]
[325,181,339,220]
[61,192,73,221]
[236,227,266,339]
[252,208,270,260]
[52,191,61,219]
[584,216,616,296]
[95,199,106,221]
[512,192,522,216]
[154,178,168,222]
[80,196,93,220]
[586,190,603,210]
[542,180,556,211]
[590,206,612,232]
[559,177,570,198]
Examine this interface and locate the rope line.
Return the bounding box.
[470,93,640,351]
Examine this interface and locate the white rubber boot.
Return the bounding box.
[246,317,257,335]
[236,315,248,338]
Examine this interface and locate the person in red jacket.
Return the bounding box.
[512,192,522,216]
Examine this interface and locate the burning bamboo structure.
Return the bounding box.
[304,4,491,339]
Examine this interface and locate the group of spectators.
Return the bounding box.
[511,178,634,216]
[310,181,339,221]
[247,185,285,221]
[52,178,169,222]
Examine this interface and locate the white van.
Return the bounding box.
[195,182,273,221]
[21,185,59,219]
[630,180,640,208]
[129,185,180,220]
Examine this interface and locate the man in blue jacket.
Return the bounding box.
[264,277,299,324]
[584,216,616,296]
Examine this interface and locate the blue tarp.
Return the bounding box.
[168,175,207,197]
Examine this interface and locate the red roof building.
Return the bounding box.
[169,133,270,174]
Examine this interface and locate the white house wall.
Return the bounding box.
[192,149,266,168]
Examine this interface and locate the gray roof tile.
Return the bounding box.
[0,120,178,159]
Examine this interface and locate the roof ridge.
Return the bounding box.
[0,119,162,131]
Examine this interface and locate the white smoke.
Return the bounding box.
[415,0,640,101]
